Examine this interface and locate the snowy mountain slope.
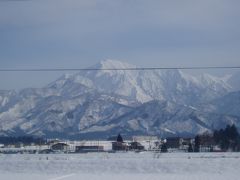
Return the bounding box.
[0,90,17,113]
[46,74,95,96]
[0,90,133,137]
[0,88,61,135]
[80,100,240,138]
[77,60,152,102]
[137,69,230,105]
[200,91,240,117]
[226,71,240,91]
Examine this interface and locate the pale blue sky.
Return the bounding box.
[0,0,240,89]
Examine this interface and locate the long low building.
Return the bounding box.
[0,136,162,154]
[70,141,113,152]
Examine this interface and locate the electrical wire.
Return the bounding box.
[0,66,240,72]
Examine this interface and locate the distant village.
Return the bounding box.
[0,125,239,154]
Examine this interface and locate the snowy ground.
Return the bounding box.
[0,152,239,180]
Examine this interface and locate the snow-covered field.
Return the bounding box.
[0,152,239,180]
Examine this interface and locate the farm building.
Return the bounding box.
[51,142,69,152]
[112,134,129,151]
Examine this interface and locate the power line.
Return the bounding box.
[0,66,240,72]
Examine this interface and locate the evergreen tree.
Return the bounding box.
[229,124,239,140]
[194,135,200,152]
[188,143,194,152]
[116,134,123,142]
[161,143,168,153]
[228,124,239,151]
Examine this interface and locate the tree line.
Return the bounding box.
[191,124,240,152]
[0,136,46,145]
[213,124,240,151]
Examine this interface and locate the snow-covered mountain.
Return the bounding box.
[0,59,240,138]
[51,59,231,104]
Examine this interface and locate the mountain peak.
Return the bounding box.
[94,59,136,69]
